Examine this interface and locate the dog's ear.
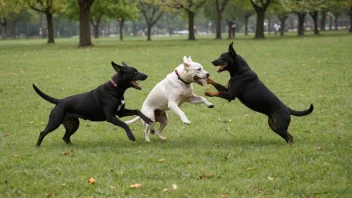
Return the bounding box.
[121,62,127,67]
[228,42,237,58]
[187,56,193,62]
[111,61,122,72]
[183,56,190,69]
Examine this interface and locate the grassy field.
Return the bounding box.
[0,32,351,197]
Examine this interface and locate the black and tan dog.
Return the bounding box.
[33,61,153,147]
[205,42,313,143]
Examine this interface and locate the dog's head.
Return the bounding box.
[111,61,148,90]
[182,56,209,86]
[212,42,249,74]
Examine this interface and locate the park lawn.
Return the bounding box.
[0,32,351,197]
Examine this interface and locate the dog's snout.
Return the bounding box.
[206,73,210,78]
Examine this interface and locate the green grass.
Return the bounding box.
[0,32,351,197]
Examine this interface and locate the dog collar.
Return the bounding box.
[110,78,118,87]
[175,70,191,85]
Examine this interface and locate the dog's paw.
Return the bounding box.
[142,117,154,125]
[207,104,214,108]
[182,119,191,125]
[204,92,211,97]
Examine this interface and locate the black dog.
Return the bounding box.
[205,42,313,143]
[33,61,153,147]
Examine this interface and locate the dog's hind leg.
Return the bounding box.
[141,108,156,142]
[36,106,65,147]
[62,117,80,144]
[154,111,168,141]
[268,114,293,144]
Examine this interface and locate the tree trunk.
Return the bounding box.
[334,14,339,30]
[254,10,265,38]
[78,0,94,47]
[244,15,249,36]
[1,18,6,40]
[187,11,196,40]
[132,21,137,36]
[147,25,151,41]
[329,15,332,30]
[215,12,222,39]
[91,22,99,39]
[278,14,288,36]
[349,5,352,33]
[269,17,272,34]
[46,12,55,43]
[227,20,232,39]
[297,12,305,36]
[320,12,326,31]
[119,18,124,41]
[310,12,319,35]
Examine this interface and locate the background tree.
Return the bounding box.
[250,0,272,39]
[77,0,94,47]
[271,1,290,36]
[166,0,206,40]
[282,0,308,36]
[108,0,139,41]
[307,0,328,35]
[0,0,22,39]
[214,0,229,39]
[138,0,164,41]
[27,0,65,44]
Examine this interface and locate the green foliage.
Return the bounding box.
[0,33,352,197]
[0,0,23,18]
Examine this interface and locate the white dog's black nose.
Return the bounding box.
[206,73,210,78]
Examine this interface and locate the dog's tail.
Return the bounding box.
[125,116,141,125]
[32,84,59,105]
[289,104,314,116]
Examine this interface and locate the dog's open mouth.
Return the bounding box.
[130,81,141,90]
[193,76,208,86]
[217,64,227,72]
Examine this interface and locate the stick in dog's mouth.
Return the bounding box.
[193,76,208,86]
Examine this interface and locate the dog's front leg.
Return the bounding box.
[168,100,190,125]
[118,109,153,124]
[105,109,136,141]
[207,78,228,92]
[189,95,214,108]
[205,91,237,102]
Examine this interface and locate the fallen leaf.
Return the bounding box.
[267,177,275,181]
[187,161,192,166]
[4,134,9,137]
[298,148,303,153]
[88,177,96,184]
[333,123,336,127]
[162,188,169,192]
[110,186,116,189]
[220,194,228,198]
[317,146,323,150]
[29,121,34,124]
[12,154,19,157]
[200,173,214,179]
[247,167,255,171]
[61,149,73,156]
[45,192,53,197]
[158,159,165,162]
[172,184,177,190]
[130,183,143,188]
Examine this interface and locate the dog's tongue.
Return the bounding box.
[131,81,141,89]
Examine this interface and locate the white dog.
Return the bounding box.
[125,56,214,142]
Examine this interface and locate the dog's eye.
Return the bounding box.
[220,57,223,59]
[197,68,201,71]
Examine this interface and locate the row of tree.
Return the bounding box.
[1,0,351,47]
